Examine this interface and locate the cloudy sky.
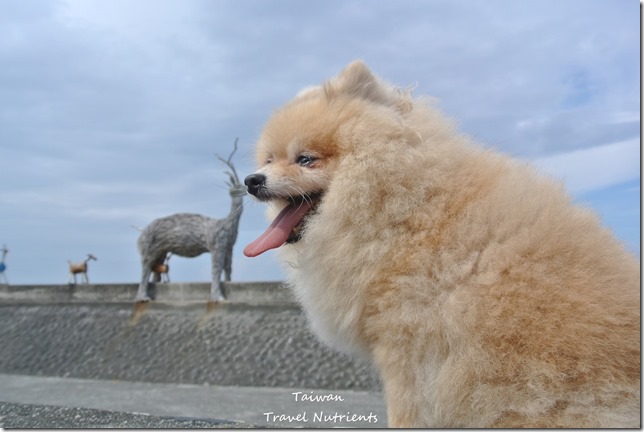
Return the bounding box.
[0,0,639,286]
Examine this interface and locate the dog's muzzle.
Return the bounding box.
[245,173,266,197]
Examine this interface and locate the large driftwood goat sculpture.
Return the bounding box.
[135,139,245,303]
[68,253,97,284]
[0,244,8,285]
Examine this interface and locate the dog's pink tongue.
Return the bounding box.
[244,202,312,257]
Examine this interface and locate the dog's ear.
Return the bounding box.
[325,60,412,113]
[294,61,372,101]
[325,60,377,100]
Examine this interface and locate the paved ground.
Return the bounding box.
[0,402,250,429]
[0,373,386,428]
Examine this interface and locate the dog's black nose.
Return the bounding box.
[244,173,266,196]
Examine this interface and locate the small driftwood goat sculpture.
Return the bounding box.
[151,253,171,283]
[68,253,97,284]
[135,139,246,302]
[0,244,8,285]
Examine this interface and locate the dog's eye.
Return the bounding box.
[296,155,316,167]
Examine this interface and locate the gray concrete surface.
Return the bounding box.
[0,374,386,428]
[0,303,379,390]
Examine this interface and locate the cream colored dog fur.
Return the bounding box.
[244,61,640,428]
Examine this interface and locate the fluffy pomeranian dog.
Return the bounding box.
[243,61,640,428]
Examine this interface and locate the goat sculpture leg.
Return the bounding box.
[136,267,153,302]
[223,246,232,282]
[209,247,227,302]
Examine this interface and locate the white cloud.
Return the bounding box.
[531,138,640,194]
[608,111,641,125]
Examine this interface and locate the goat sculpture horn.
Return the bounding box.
[216,138,240,185]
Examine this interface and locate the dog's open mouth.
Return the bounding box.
[243,194,322,257]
